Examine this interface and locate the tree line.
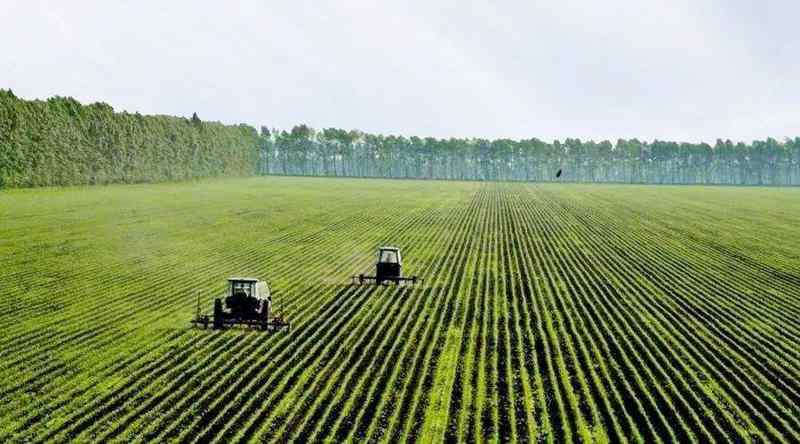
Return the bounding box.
[2,91,799,188]
[0,90,258,188]
[260,125,800,185]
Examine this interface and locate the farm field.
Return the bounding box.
[2,176,800,443]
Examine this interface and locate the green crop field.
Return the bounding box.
[2,176,800,443]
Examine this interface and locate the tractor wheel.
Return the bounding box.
[213,299,224,330]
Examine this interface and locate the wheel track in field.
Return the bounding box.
[479,184,503,441]
[471,184,503,443]
[498,185,539,443]
[506,188,578,443]
[463,185,498,443]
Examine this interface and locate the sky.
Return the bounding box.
[2,0,799,143]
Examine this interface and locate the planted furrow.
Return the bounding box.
[13,210,390,442]
[4,178,800,443]
[171,201,453,444]
[515,187,677,443]
[549,187,800,436]
[280,190,486,444]
[500,186,625,443]
[14,183,444,440]
[531,187,752,441]
[361,188,490,443]
[506,195,645,443]
[401,187,494,443]
[441,188,503,443]
[534,186,780,441]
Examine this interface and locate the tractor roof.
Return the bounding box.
[379,246,399,251]
[228,277,260,282]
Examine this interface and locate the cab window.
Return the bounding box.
[231,281,253,296]
[379,250,399,263]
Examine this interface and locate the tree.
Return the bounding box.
[258,122,796,186]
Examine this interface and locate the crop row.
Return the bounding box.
[2,178,800,443]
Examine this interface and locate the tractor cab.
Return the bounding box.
[228,277,268,300]
[192,277,289,331]
[352,246,420,285]
[376,247,402,283]
[224,277,269,319]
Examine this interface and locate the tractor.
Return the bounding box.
[352,246,421,285]
[192,277,290,331]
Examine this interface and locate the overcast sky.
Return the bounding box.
[3,0,799,142]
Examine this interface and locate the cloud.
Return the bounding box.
[2,0,798,143]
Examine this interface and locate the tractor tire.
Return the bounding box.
[213,299,224,330]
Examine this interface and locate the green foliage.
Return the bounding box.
[0,91,259,187]
[3,90,797,188]
[261,125,800,185]
[2,177,800,442]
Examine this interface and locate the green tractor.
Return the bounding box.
[192,277,290,331]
